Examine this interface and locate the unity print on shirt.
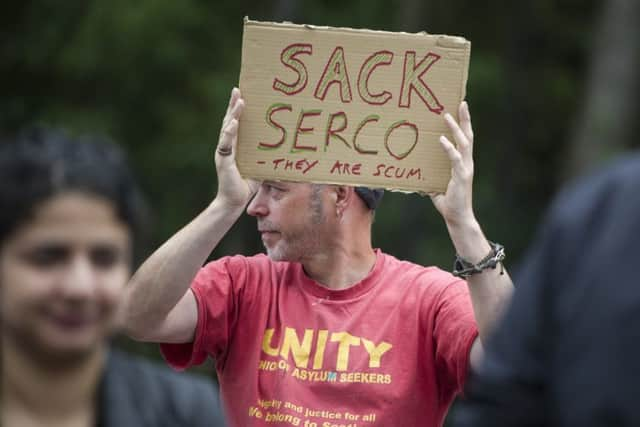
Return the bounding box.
[251,325,393,425]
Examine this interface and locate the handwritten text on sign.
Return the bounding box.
[237,20,471,193]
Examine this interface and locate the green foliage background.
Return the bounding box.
[2,0,609,264]
[3,0,638,421]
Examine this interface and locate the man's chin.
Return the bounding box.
[265,250,285,262]
[265,245,291,262]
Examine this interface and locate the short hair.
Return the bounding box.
[354,187,384,210]
[0,127,148,251]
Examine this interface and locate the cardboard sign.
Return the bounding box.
[237,18,470,194]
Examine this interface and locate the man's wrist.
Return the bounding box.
[445,217,492,264]
[453,241,506,278]
[212,193,248,211]
[208,197,246,223]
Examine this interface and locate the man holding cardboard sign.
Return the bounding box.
[122,21,513,427]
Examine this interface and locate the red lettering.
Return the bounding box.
[273,44,312,96]
[259,103,292,149]
[272,158,285,170]
[372,164,422,180]
[325,112,350,151]
[353,115,379,155]
[292,109,322,153]
[384,120,418,160]
[330,160,362,175]
[314,47,353,102]
[358,51,394,105]
[302,160,319,174]
[399,51,443,114]
[272,158,318,174]
[407,168,421,180]
[284,159,294,170]
[330,160,343,174]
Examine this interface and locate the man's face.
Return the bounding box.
[246,182,329,262]
[0,192,131,362]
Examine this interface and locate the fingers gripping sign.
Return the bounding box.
[215,88,260,208]
[216,88,243,159]
[430,101,476,226]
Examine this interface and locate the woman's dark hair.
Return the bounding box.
[0,127,148,251]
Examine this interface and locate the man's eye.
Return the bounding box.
[265,184,283,192]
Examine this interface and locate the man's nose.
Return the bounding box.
[246,190,268,217]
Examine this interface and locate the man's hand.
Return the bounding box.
[430,101,476,228]
[215,87,259,208]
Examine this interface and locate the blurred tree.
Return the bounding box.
[1,0,608,268]
[2,0,620,299]
[566,0,640,178]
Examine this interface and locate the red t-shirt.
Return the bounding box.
[161,250,478,427]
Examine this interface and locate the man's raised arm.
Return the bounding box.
[121,88,257,344]
[431,101,514,368]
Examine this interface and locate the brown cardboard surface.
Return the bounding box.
[237,18,470,194]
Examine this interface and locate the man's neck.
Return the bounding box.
[302,245,377,290]
[1,336,104,425]
[300,207,377,290]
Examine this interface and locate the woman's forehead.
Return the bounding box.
[8,193,130,248]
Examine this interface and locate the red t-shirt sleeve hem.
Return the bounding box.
[458,326,480,395]
[159,287,208,371]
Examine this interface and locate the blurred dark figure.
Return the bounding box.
[0,129,226,427]
[453,153,640,426]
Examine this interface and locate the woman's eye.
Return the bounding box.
[90,246,122,269]
[23,246,68,268]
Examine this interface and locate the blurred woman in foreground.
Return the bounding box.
[0,129,225,427]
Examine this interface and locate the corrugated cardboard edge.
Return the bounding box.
[240,17,471,196]
[243,17,470,49]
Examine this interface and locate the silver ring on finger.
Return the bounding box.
[217,146,232,156]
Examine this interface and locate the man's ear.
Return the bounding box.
[332,185,355,217]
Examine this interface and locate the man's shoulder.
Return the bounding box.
[379,250,448,274]
[377,250,460,287]
[207,252,291,272]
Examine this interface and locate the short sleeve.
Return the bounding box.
[161,256,246,371]
[432,279,479,395]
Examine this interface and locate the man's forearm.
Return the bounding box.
[122,198,245,339]
[446,218,514,344]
